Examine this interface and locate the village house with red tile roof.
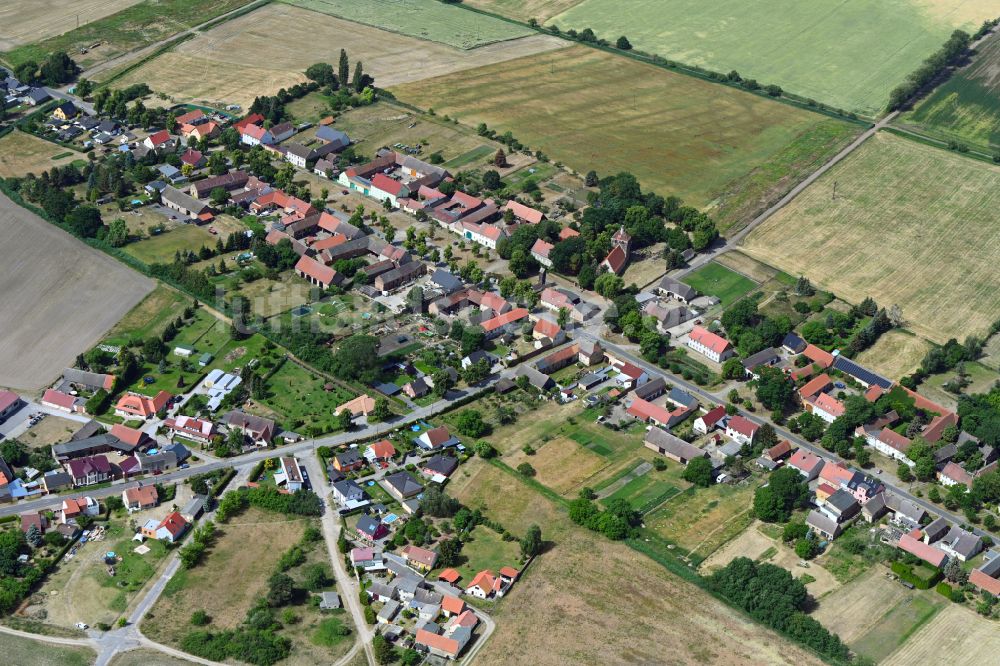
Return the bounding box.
[686,326,734,363]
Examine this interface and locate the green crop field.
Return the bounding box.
[2,0,257,68]
[743,131,1000,344]
[601,473,680,514]
[391,45,851,211]
[682,262,757,307]
[277,0,533,49]
[899,30,1000,149]
[549,0,991,116]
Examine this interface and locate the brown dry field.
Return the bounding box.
[0,0,142,50]
[701,521,840,600]
[142,508,309,643]
[463,0,583,22]
[743,132,1000,344]
[504,436,607,495]
[883,602,1000,665]
[0,192,154,390]
[854,330,932,381]
[22,415,83,449]
[104,3,568,109]
[0,131,80,178]
[813,566,910,644]
[450,459,824,666]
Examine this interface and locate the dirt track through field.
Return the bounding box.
[0,192,153,390]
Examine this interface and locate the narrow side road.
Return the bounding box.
[302,455,376,666]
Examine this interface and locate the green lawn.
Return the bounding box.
[124,224,217,266]
[104,284,190,346]
[0,633,95,666]
[278,0,533,49]
[257,359,356,435]
[601,473,680,514]
[682,262,757,307]
[444,145,496,170]
[850,593,945,662]
[434,524,522,583]
[550,0,990,116]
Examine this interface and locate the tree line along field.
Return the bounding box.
[390,45,855,212]
[277,0,534,49]
[898,29,1000,150]
[548,0,993,116]
[742,131,1000,345]
[463,0,583,22]
[100,3,566,110]
[0,0,142,51]
[1,0,258,70]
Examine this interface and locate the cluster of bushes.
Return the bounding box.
[216,486,324,523]
[902,332,986,389]
[709,557,849,661]
[568,495,641,540]
[179,521,217,568]
[891,561,942,589]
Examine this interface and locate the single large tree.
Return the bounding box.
[339,49,350,88]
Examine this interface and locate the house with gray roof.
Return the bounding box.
[742,348,781,379]
[644,427,706,465]
[667,387,699,410]
[316,126,351,150]
[807,509,842,540]
[940,526,983,562]
[384,471,423,500]
[657,277,697,303]
[160,185,209,220]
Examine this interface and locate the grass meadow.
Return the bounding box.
[278,0,533,49]
[743,131,1000,343]
[682,262,757,307]
[549,0,992,116]
[391,46,849,211]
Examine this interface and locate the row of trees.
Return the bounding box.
[887,30,971,111]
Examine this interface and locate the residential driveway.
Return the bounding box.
[0,399,90,439]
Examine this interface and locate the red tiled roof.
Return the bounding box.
[819,462,853,487]
[110,423,147,447]
[42,389,76,410]
[971,567,1000,596]
[423,426,453,447]
[402,544,437,568]
[504,200,543,224]
[689,326,731,355]
[558,226,579,240]
[439,568,461,584]
[798,374,832,400]
[533,318,561,339]
[234,113,264,130]
[789,449,823,473]
[627,398,673,425]
[864,384,885,402]
[766,440,793,460]
[802,344,834,368]
[817,483,838,497]
[481,307,529,332]
[878,428,912,453]
[180,148,203,165]
[540,287,572,309]
[369,439,396,459]
[125,485,158,506]
[157,511,188,539]
[415,630,460,657]
[372,173,406,196]
[241,124,266,140]
[146,129,170,146]
[441,593,465,614]
[727,415,758,437]
[295,256,337,285]
[530,238,553,259]
[468,569,498,595]
[601,245,628,274]
[698,405,727,428]
[813,392,845,418]
[898,532,947,567]
[115,391,172,418]
[940,461,973,487]
[174,109,205,125]
[499,566,519,579]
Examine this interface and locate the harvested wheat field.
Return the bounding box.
[883,602,1000,665]
[0,131,82,179]
[392,45,851,208]
[105,3,567,108]
[464,0,583,22]
[814,567,910,644]
[0,0,142,50]
[0,192,153,390]
[743,132,1000,343]
[451,460,824,666]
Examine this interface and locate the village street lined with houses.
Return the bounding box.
[4,2,1000,666]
